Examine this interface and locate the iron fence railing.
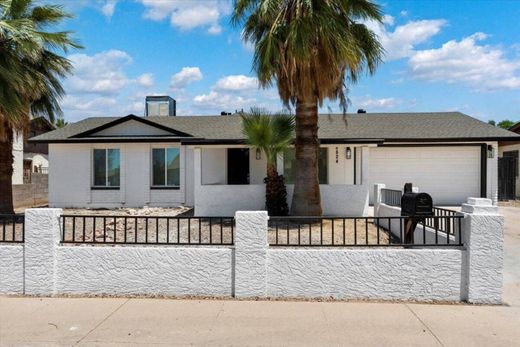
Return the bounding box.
[0,214,24,243]
[268,215,463,247]
[381,188,402,207]
[61,215,234,246]
[423,207,459,235]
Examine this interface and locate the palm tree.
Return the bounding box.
[242,108,295,215]
[0,0,79,213]
[55,115,68,128]
[232,0,384,215]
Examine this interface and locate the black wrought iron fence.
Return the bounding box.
[0,214,24,243]
[268,215,463,247]
[381,188,402,207]
[61,215,234,246]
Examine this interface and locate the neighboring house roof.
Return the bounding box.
[30,112,520,144]
[509,121,520,134]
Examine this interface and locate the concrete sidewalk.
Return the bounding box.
[1,296,519,346]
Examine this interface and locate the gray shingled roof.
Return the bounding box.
[30,112,520,143]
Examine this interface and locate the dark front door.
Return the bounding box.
[227,148,250,184]
[498,151,518,200]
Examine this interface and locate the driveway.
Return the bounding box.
[500,206,520,306]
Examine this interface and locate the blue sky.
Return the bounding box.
[56,0,520,123]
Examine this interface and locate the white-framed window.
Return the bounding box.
[151,147,180,188]
[93,148,120,188]
[283,147,328,184]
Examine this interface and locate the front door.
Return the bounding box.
[227,148,250,184]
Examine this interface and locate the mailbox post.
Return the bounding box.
[400,184,434,244]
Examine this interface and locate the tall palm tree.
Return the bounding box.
[232,0,384,215]
[242,108,295,215]
[0,0,79,213]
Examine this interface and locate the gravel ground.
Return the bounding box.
[2,207,391,246]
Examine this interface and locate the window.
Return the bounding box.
[93,149,120,188]
[147,101,169,116]
[283,148,328,184]
[152,148,180,188]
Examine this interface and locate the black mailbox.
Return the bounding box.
[401,192,433,217]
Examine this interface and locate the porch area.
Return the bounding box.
[191,145,372,216]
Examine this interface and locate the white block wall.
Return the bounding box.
[0,205,504,303]
[0,245,24,294]
[267,248,463,301]
[56,246,233,296]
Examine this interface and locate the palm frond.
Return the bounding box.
[0,0,79,137]
[241,107,295,165]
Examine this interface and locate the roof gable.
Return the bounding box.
[70,114,192,139]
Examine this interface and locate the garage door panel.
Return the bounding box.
[369,146,480,205]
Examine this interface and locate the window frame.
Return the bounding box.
[150,146,181,190]
[91,147,120,190]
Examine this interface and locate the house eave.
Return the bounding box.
[30,137,202,144]
[381,136,520,143]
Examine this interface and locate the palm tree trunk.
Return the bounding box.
[265,163,289,216]
[290,99,322,216]
[0,121,15,214]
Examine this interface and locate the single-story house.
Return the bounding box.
[498,121,520,199]
[30,108,520,216]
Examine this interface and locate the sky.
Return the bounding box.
[54,0,520,123]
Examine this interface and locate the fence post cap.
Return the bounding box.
[235,211,269,219]
[461,197,499,215]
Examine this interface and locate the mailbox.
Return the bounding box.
[401,192,433,217]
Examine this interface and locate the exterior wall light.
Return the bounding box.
[256,148,261,160]
[346,147,352,160]
[487,144,494,158]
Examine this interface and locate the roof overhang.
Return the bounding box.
[31,137,202,144]
[381,136,520,143]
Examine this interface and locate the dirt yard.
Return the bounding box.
[2,207,391,246]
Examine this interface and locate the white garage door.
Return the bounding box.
[369,146,481,205]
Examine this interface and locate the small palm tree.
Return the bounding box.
[55,115,68,128]
[0,0,80,213]
[233,0,384,216]
[241,108,295,215]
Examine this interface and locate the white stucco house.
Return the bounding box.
[30,101,520,216]
[11,117,54,185]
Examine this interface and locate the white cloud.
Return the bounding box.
[355,96,402,110]
[365,18,447,60]
[62,95,117,112]
[193,91,255,111]
[382,15,395,26]
[408,33,520,90]
[214,75,258,91]
[138,0,230,34]
[170,67,203,89]
[66,50,133,95]
[208,24,223,35]
[100,0,117,18]
[137,73,154,88]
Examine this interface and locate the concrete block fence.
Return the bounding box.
[0,200,504,303]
